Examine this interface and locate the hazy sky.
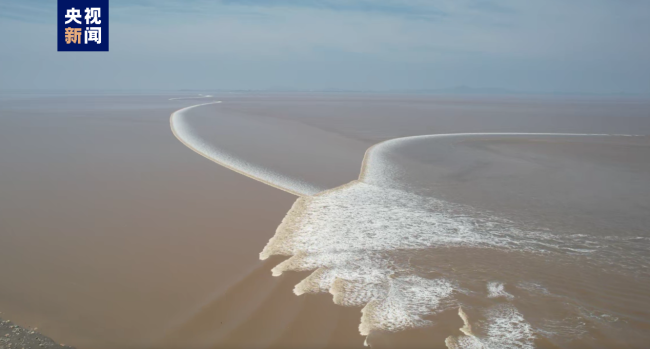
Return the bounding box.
[1,0,649,93]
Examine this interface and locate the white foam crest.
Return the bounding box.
[257,133,648,346]
[170,102,322,196]
[261,181,585,261]
[447,304,536,349]
[359,276,456,335]
[259,177,649,346]
[446,335,484,349]
[260,180,564,344]
[483,304,537,348]
[169,94,213,101]
[359,133,642,187]
[487,282,514,300]
[446,307,484,349]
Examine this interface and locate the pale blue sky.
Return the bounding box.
[1,0,649,94]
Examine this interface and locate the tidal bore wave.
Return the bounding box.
[170,101,321,196]
[169,94,214,101]
[170,102,650,348]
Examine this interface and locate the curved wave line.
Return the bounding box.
[170,101,643,197]
[169,102,647,346]
[358,132,641,183]
[169,101,321,196]
[169,94,213,101]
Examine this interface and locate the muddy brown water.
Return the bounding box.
[1,93,649,348]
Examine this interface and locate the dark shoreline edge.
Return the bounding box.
[0,317,74,349]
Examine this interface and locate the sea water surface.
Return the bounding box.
[174,94,650,348]
[261,134,650,348]
[2,92,647,348]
